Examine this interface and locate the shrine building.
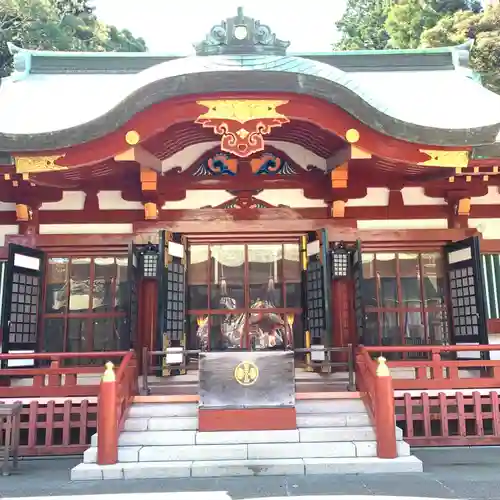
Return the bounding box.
[1,8,500,375]
[2,7,500,479]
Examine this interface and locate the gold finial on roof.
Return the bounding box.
[102,361,115,382]
[376,356,390,377]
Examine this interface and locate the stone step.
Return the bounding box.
[84,439,410,465]
[128,403,196,418]
[295,399,366,414]
[296,412,371,427]
[92,426,398,448]
[124,416,198,432]
[72,455,423,480]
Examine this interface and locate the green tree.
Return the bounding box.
[334,0,390,50]
[385,0,439,48]
[0,0,146,76]
[335,0,500,94]
[421,5,500,93]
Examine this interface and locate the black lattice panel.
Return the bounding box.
[130,278,138,342]
[142,253,158,278]
[449,266,478,338]
[164,262,185,341]
[9,272,39,345]
[353,266,364,333]
[307,260,325,339]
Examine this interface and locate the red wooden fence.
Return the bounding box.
[0,399,97,456]
[395,391,500,446]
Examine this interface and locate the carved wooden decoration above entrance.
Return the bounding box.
[195,99,290,157]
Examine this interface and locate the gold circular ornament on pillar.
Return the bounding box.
[234,361,259,386]
[125,130,141,145]
[345,128,360,143]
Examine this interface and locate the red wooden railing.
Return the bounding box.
[97,350,138,465]
[363,345,500,390]
[0,352,129,398]
[355,346,397,458]
[0,399,98,456]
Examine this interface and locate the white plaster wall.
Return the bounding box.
[357,219,448,230]
[267,141,326,170]
[39,191,86,211]
[162,191,231,210]
[258,189,327,208]
[0,202,15,212]
[97,191,143,210]
[162,142,218,172]
[471,186,500,205]
[39,224,133,234]
[401,187,446,206]
[346,188,389,207]
[469,218,500,239]
[488,334,500,360]
[0,225,18,245]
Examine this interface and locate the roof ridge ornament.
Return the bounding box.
[194,6,290,57]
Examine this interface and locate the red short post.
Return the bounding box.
[97,362,118,465]
[374,356,397,459]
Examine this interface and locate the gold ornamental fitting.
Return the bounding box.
[234,360,259,386]
[376,356,390,377]
[102,361,116,382]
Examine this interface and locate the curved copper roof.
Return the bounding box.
[0,53,499,153]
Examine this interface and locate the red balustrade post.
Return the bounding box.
[97,362,118,465]
[374,356,397,459]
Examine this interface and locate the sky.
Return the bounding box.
[91,0,347,53]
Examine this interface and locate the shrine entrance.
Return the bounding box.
[186,242,303,352]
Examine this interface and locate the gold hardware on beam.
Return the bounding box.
[14,154,67,174]
[15,204,32,222]
[351,145,372,159]
[331,200,346,218]
[196,99,289,122]
[484,175,489,182]
[466,175,472,182]
[331,163,348,189]
[455,167,463,174]
[22,173,29,181]
[140,168,158,191]
[449,176,455,183]
[345,128,360,144]
[473,166,479,173]
[12,180,18,187]
[494,166,499,173]
[3,174,10,181]
[125,130,140,145]
[457,198,471,216]
[418,150,469,168]
[144,202,158,220]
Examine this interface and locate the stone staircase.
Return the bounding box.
[71,397,422,480]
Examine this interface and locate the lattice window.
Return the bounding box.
[9,273,39,345]
[164,262,185,341]
[306,260,325,339]
[449,266,478,338]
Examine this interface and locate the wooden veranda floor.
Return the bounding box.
[142,369,353,396]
